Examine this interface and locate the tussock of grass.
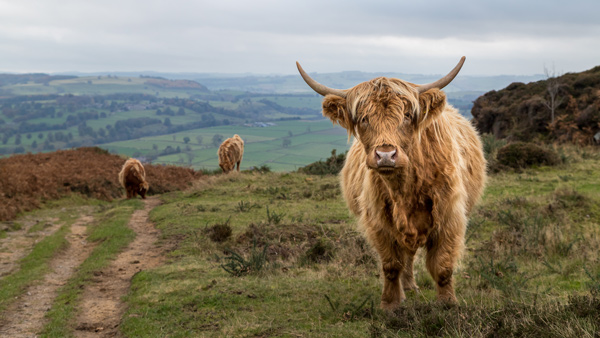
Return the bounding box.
[372,295,600,337]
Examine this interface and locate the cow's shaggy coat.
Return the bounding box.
[218,134,244,173]
[298,58,486,308]
[118,158,149,199]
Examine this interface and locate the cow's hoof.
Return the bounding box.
[436,293,457,306]
[403,284,420,292]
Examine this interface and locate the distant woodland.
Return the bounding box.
[0,74,319,156]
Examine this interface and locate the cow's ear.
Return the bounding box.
[416,89,446,128]
[322,95,354,131]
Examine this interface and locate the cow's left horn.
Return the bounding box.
[417,56,466,93]
[296,62,347,97]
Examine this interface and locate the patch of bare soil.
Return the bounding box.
[0,212,95,338]
[74,197,164,337]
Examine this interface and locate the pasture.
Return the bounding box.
[0,146,599,337]
[101,119,351,172]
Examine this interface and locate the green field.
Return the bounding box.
[0,71,482,171]
[101,119,350,171]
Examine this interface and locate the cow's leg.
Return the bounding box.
[236,161,240,172]
[401,248,419,292]
[425,214,465,303]
[401,207,431,292]
[368,228,406,310]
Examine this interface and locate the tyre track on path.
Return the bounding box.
[0,213,95,338]
[75,197,164,337]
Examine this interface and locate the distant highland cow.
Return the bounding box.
[118,158,149,199]
[218,134,244,173]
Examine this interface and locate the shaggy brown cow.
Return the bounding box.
[118,158,149,199]
[297,57,486,308]
[218,134,244,173]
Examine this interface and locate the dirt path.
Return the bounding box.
[0,208,91,278]
[0,212,96,338]
[0,216,59,278]
[75,197,164,337]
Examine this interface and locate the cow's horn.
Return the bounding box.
[296,61,347,97]
[417,56,466,93]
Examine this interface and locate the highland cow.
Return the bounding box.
[297,57,486,308]
[118,158,149,199]
[218,134,244,173]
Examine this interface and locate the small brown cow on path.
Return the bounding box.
[218,134,244,173]
[118,158,149,199]
[297,57,486,308]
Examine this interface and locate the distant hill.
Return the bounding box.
[471,66,600,145]
[47,70,545,119]
[55,70,543,94]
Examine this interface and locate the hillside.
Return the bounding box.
[0,147,202,221]
[0,70,539,172]
[0,146,599,337]
[0,73,335,171]
[472,65,600,145]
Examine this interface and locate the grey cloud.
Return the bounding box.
[0,0,598,75]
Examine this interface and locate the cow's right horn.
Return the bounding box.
[296,62,347,98]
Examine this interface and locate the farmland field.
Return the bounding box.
[101,119,350,171]
[0,71,493,171]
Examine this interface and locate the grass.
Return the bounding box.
[100,119,349,171]
[1,146,599,336]
[40,198,142,337]
[118,151,600,337]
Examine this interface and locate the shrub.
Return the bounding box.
[496,142,560,169]
[481,133,507,162]
[299,149,346,175]
[204,218,232,243]
[303,237,336,263]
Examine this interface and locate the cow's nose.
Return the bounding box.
[375,147,397,167]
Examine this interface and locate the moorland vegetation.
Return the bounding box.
[472,65,600,145]
[0,142,598,337]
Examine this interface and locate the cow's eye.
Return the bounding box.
[360,117,369,126]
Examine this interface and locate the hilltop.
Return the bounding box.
[472,65,600,145]
[0,147,202,221]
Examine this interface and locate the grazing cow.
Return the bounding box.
[297,57,486,308]
[218,134,244,173]
[118,158,149,199]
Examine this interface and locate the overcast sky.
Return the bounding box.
[0,0,598,76]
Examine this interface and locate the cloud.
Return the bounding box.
[0,0,598,75]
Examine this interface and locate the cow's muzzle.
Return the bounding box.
[376,148,397,167]
[371,145,402,171]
